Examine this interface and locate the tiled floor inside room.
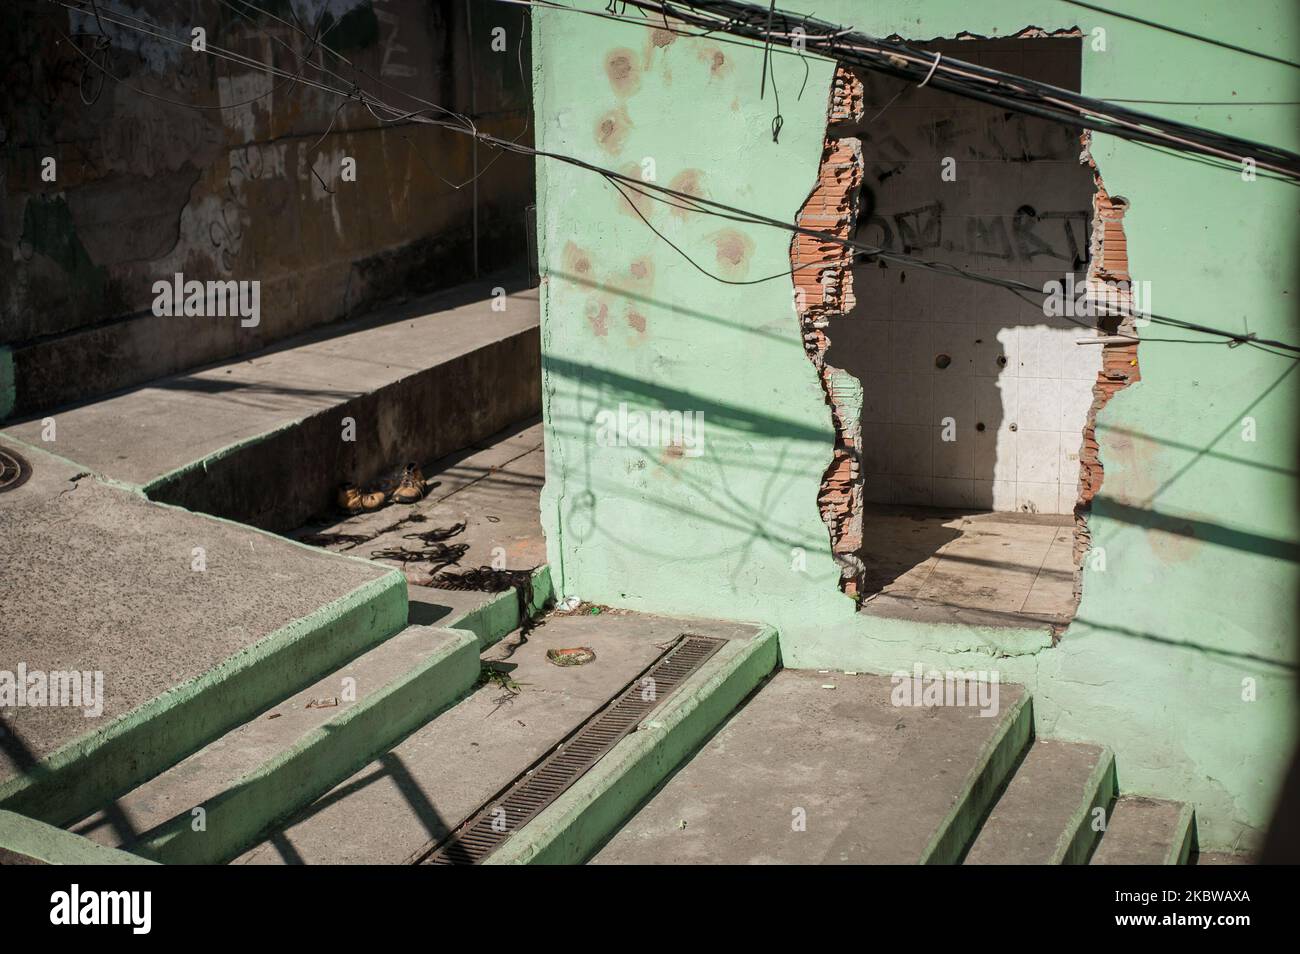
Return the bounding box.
[857,505,1077,629]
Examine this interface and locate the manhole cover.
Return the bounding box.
[0,448,31,494]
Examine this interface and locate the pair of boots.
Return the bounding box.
[337,463,426,514]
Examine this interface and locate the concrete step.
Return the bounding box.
[965,740,1116,864]
[1090,795,1197,865]
[592,668,1032,865]
[2,280,539,531]
[235,612,776,865]
[0,438,406,829]
[72,625,481,865]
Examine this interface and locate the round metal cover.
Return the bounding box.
[0,447,32,494]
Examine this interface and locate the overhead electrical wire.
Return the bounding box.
[27,0,1300,357]
[511,0,1300,181]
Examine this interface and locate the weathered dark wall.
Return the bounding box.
[1,0,533,416]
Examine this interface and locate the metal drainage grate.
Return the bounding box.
[415,634,726,865]
[0,448,31,494]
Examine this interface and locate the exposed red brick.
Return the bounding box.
[829,67,865,124]
[793,68,866,598]
[1072,148,1141,602]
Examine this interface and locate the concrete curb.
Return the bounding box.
[134,626,482,865]
[0,810,157,865]
[922,689,1035,865]
[485,625,780,865]
[1057,745,1117,864]
[0,569,408,828]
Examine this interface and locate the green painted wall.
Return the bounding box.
[532,0,1300,849]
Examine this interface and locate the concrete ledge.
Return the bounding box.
[134,627,481,865]
[0,570,407,828]
[923,690,1034,865]
[144,324,540,531]
[0,810,156,865]
[4,283,542,531]
[485,625,780,865]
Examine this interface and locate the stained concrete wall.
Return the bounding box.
[533,0,1300,849]
[1,0,533,417]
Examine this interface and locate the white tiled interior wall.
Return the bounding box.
[838,38,1101,515]
[855,272,1103,514]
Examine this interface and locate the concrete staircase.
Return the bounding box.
[70,622,492,865]
[0,277,551,863]
[28,609,765,866]
[236,613,775,865]
[3,589,1199,864]
[586,670,1195,866]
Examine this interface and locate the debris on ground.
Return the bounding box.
[422,566,545,659]
[298,511,431,551]
[546,646,597,667]
[299,531,373,548]
[551,599,617,617]
[477,663,523,696]
[403,521,466,544]
[370,540,468,569]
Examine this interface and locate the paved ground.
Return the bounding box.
[593,668,1024,865]
[0,438,395,784]
[236,612,757,864]
[859,505,1076,628]
[292,419,546,627]
[2,281,537,489]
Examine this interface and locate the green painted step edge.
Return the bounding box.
[134,626,482,865]
[450,564,554,649]
[485,625,781,866]
[1168,802,1198,865]
[1058,746,1117,865]
[0,569,408,828]
[0,810,157,865]
[923,690,1035,865]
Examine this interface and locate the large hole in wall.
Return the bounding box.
[795,35,1139,631]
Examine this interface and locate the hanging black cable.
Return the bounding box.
[593,0,1300,181]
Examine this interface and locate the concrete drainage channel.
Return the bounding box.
[415,635,727,865]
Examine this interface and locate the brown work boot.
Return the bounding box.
[390,463,426,504]
[338,482,385,513]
